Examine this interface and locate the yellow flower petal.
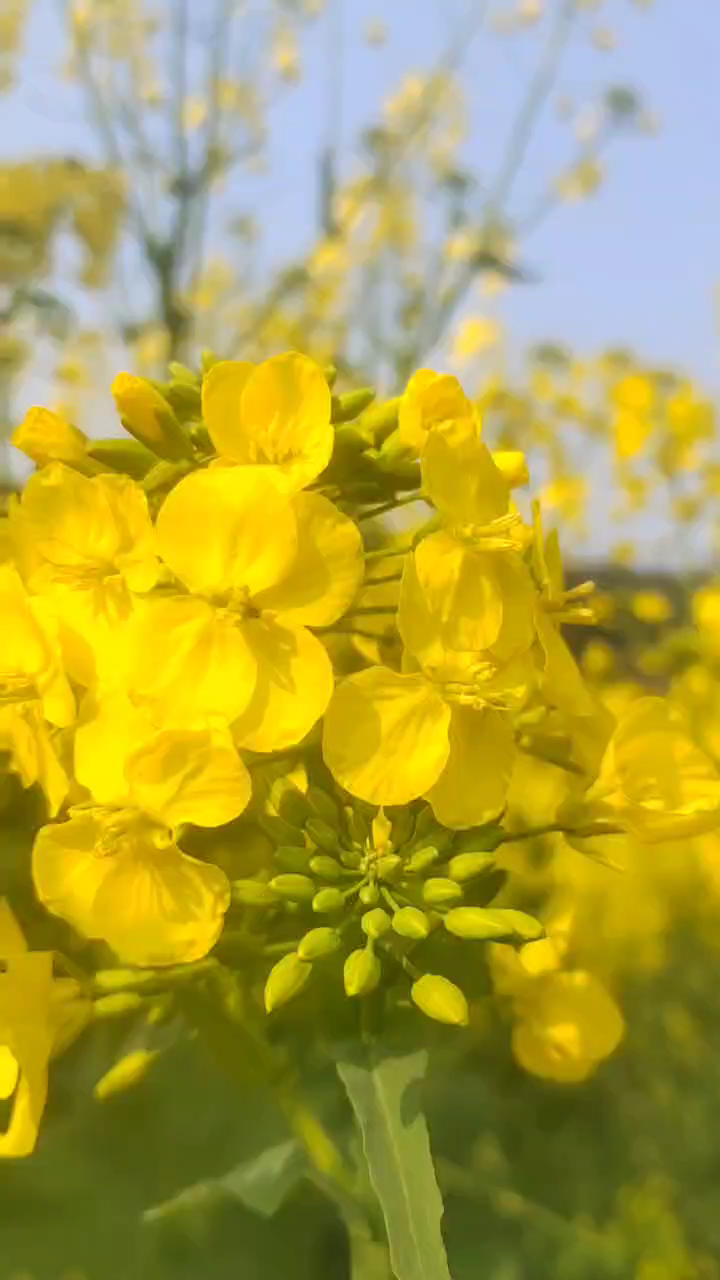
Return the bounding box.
[0,1047,19,1101]
[427,706,515,829]
[237,352,333,490]
[126,729,252,827]
[156,466,297,599]
[12,464,157,594]
[201,359,256,460]
[401,533,503,659]
[32,814,115,939]
[125,596,258,727]
[398,369,472,453]
[422,418,509,529]
[537,612,596,718]
[232,619,334,752]
[91,842,230,966]
[11,406,92,472]
[32,815,230,967]
[204,354,333,490]
[253,492,363,627]
[74,693,155,806]
[322,667,451,806]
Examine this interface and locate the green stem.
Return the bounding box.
[499,821,624,844]
[344,606,398,617]
[358,494,423,522]
[365,572,403,586]
[363,545,411,562]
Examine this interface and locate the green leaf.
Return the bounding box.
[337,1044,453,1280]
[144,1139,307,1224]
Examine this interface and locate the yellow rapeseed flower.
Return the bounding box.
[32,694,247,965]
[201,352,333,492]
[582,697,720,841]
[10,463,159,687]
[125,467,362,746]
[0,901,89,1157]
[0,564,74,813]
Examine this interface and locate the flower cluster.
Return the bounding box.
[4,351,720,1154]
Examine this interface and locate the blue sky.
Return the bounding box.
[7,2,720,563]
[10,0,719,388]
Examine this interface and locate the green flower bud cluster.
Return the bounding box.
[235,781,543,1027]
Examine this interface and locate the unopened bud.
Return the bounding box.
[274,846,311,872]
[93,992,146,1019]
[309,855,343,880]
[359,883,379,905]
[111,373,192,461]
[443,907,543,941]
[423,878,463,907]
[269,874,316,902]
[312,887,345,913]
[411,975,469,1027]
[405,845,440,873]
[392,907,431,940]
[447,852,496,883]
[260,813,306,847]
[340,848,363,869]
[331,387,376,424]
[306,817,340,853]
[371,808,393,850]
[306,786,341,828]
[87,437,156,479]
[344,947,381,997]
[232,879,278,906]
[297,927,342,960]
[94,1049,160,1100]
[375,854,402,880]
[361,907,392,938]
[264,953,312,1012]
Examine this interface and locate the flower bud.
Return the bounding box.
[312,887,346,913]
[269,874,316,902]
[359,883,380,905]
[331,387,376,424]
[306,786,342,828]
[340,848,363,870]
[111,373,192,461]
[87,437,157,479]
[259,811,308,848]
[375,854,402,880]
[390,808,415,848]
[361,907,392,938]
[346,806,370,846]
[232,879,278,906]
[443,907,543,941]
[93,992,146,1019]
[264,953,312,1012]
[411,975,469,1027]
[94,1049,161,1100]
[274,846,311,872]
[447,852,496,883]
[392,907,431,939]
[405,845,440,873]
[344,948,381,997]
[306,817,340,853]
[309,855,343,880]
[371,808,393,849]
[423,878,463,907]
[12,406,97,474]
[297,927,342,960]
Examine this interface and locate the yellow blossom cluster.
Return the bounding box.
[3,351,720,1154]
